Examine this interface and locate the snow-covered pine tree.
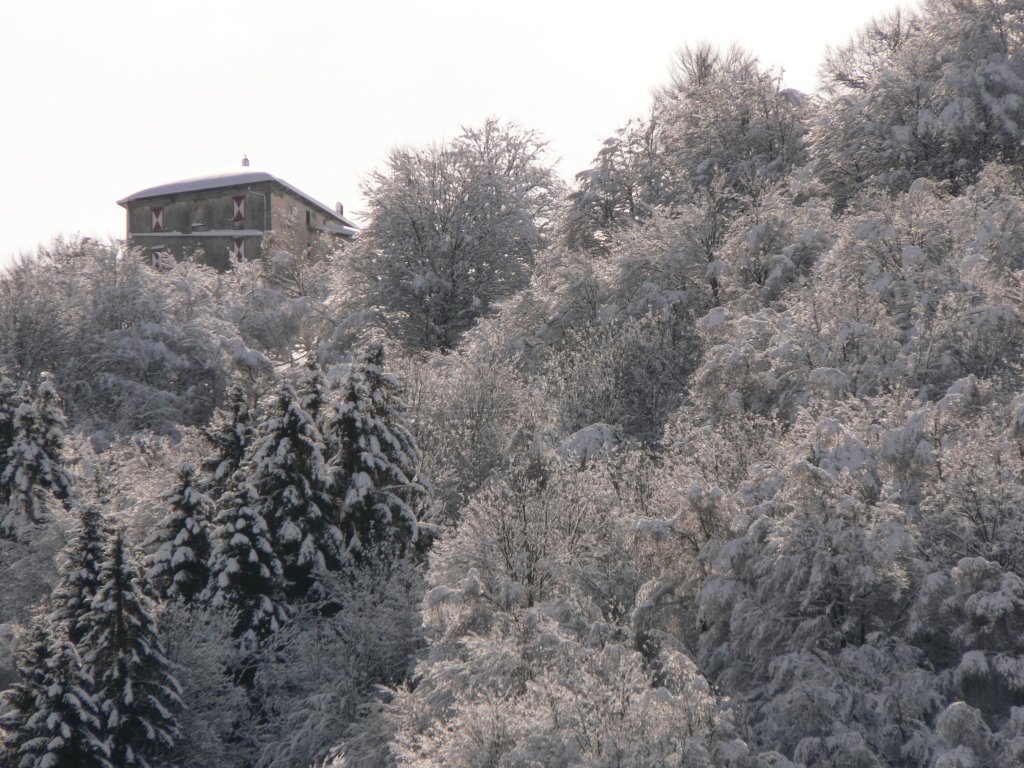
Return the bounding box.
[326,344,429,562]
[1,617,110,768]
[0,375,22,464]
[84,532,181,768]
[146,463,212,603]
[201,383,257,501]
[205,473,288,647]
[299,359,327,429]
[50,501,113,645]
[32,378,73,497]
[0,379,74,540]
[18,640,109,768]
[1,620,51,763]
[250,381,343,601]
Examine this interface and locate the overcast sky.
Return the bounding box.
[0,0,912,268]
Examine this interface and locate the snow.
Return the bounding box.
[808,367,849,394]
[634,518,673,540]
[956,650,989,681]
[119,170,278,201]
[424,585,462,608]
[703,306,727,331]
[313,221,358,237]
[903,244,927,266]
[934,745,979,768]
[558,423,619,464]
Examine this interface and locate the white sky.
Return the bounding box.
[0,0,912,268]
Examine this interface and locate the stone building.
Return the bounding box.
[117,159,356,270]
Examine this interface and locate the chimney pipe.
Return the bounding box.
[242,154,250,167]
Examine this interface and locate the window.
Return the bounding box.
[233,196,245,222]
[230,238,245,262]
[150,246,171,270]
[151,206,164,231]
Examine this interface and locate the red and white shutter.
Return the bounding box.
[233,196,245,222]
[230,238,245,262]
[151,207,164,231]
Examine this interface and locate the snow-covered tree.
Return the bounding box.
[0,379,74,540]
[398,349,526,524]
[298,360,327,427]
[205,474,288,648]
[2,504,112,766]
[146,463,213,603]
[352,119,560,350]
[50,502,113,645]
[201,383,258,501]
[346,452,750,768]
[0,375,21,461]
[1,619,110,768]
[1,621,50,763]
[9,7,1024,765]
[568,43,808,251]
[157,603,253,768]
[389,615,745,768]
[654,43,808,199]
[812,0,1024,206]
[84,533,181,768]
[20,642,108,768]
[547,311,698,439]
[0,248,80,386]
[0,239,246,433]
[566,116,661,252]
[326,344,429,563]
[251,561,424,768]
[250,381,343,600]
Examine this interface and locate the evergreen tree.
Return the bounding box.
[296,361,339,489]
[4,506,112,768]
[205,473,288,647]
[32,379,73,500]
[251,381,343,600]
[146,463,212,603]
[1,620,51,764]
[0,379,73,540]
[298,360,327,429]
[0,375,22,466]
[201,383,257,501]
[18,640,109,768]
[50,502,112,645]
[85,533,181,768]
[1,618,110,768]
[326,344,429,562]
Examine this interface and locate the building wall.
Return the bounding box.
[268,189,330,255]
[125,181,346,270]
[126,182,274,270]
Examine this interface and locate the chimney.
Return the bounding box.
[335,202,344,215]
[241,154,250,167]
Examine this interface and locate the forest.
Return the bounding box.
[2,1,1024,766]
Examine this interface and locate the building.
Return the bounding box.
[117,159,357,270]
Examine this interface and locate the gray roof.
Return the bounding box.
[117,169,358,229]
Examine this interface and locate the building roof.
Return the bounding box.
[117,169,358,230]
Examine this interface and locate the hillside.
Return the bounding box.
[2,2,1024,766]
